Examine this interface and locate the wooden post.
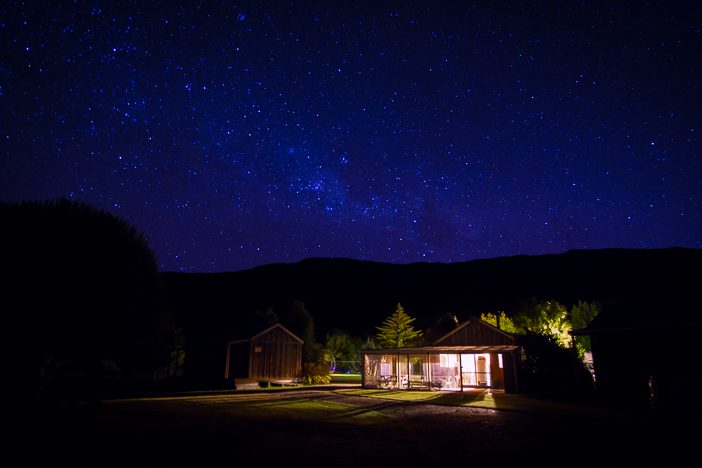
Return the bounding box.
[513,349,520,393]
[248,340,255,380]
[224,341,231,380]
[426,353,430,388]
[459,353,464,392]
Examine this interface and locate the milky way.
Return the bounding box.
[1,2,700,272]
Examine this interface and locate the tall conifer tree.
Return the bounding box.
[376,303,423,348]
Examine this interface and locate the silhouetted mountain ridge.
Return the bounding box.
[162,247,701,340]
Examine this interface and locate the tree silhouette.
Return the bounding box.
[1,198,166,419]
[375,303,423,348]
[424,311,460,343]
[278,300,321,362]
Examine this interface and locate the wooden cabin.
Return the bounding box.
[362,318,521,393]
[224,323,303,388]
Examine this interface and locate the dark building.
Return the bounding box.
[225,323,303,388]
[362,318,521,393]
[573,302,702,409]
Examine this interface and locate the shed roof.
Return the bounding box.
[251,323,304,344]
[363,345,519,355]
[228,322,304,344]
[433,317,516,345]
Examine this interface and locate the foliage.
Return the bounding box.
[1,199,166,418]
[255,306,279,327]
[518,333,594,394]
[279,300,322,363]
[480,311,520,334]
[482,300,600,359]
[361,336,379,350]
[424,312,460,343]
[570,301,600,330]
[296,361,331,385]
[570,301,600,356]
[513,300,572,349]
[324,329,362,373]
[375,303,423,348]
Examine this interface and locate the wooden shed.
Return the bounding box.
[224,323,303,387]
[362,318,521,393]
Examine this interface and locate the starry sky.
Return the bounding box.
[1,1,701,272]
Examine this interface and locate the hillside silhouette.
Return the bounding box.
[162,247,701,340]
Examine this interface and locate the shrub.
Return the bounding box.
[297,362,331,385]
[518,333,594,394]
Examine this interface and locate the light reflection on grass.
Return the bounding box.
[337,389,497,409]
[339,389,443,401]
[335,388,607,415]
[107,387,611,420]
[329,374,362,384]
[166,395,390,424]
[257,400,386,423]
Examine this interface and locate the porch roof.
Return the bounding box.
[362,345,519,355]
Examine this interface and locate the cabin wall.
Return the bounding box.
[249,326,302,380]
[362,350,521,393]
[502,352,519,393]
[436,321,515,346]
[490,353,504,388]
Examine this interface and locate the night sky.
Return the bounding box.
[1,2,701,272]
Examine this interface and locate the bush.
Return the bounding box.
[297,362,331,385]
[518,333,594,394]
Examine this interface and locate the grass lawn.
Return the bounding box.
[187,394,388,423]
[328,373,361,384]
[36,388,698,467]
[335,388,616,416]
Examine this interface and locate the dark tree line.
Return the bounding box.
[1,199,170,421]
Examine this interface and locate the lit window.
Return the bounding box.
[254,346,262,353]
[440,354,457,368]
[498,354,503,369]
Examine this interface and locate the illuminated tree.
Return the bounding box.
[375,303,423,348]
[514,300,573,348]
[487,300,600,359]
[324,329,361,373]
[480,311,520,334]
[571,301,601,357]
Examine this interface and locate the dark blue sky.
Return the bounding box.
[2,1,701,272]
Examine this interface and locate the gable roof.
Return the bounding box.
[250,323,304,344]
[433,318,515,346]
